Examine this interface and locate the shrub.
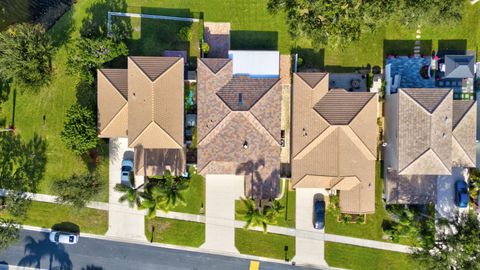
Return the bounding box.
[178,27,192,42]
[60,104,98,155]
[201,42,210,55]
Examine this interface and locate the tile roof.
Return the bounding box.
[99,69,128,99]
[129,56,180,81]
[202,58,231,73]
[296,72,327,88]
[402,88,450,113]
[452,100,475,129]
[452,100,476,167]
[216,76,279,111]
[291,73,377,214]
[313,89,375,125]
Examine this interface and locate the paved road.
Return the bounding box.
[0,230,320,270]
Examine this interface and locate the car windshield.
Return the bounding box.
[69,236,75,242]
[121,166,131,171]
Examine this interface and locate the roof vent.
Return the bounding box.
[243,140,249,149]
[302,128,307,137]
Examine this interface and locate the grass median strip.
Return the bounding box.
[1,201,108,235]
[235,229,295,261]
[325,242,415,270]
[145,217,205,248]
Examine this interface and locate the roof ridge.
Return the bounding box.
[342,126,376,160]
[98,69,128,101]
[426,147,451,174]
[398,148,430,174]
[452,134,475,166]
[293,126,336,160]
[401,88,451,114]
[296,72,327,89]
[200,58,231,74]
[244,112,279,146]
[453,100,475,129]
[129,121,154,147]
[129,56,181,81]
[100,103,128,135]
[152,120,183,148]
[197,112,233,146]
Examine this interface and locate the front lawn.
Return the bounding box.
[169,168,205,214]
[325,161,389,241]
[1,201,108,235]
[145,217,205,247]
[235,179,295,228]
[235,229,295,260]
[324,242,415,270]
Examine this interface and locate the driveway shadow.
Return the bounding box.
[18,233,72,269]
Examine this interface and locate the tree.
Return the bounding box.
[139,186,168,219]
[264,199,285,223]
[201,42,210,55]
[0,218,19,251]
[114,174,142,208]
[267,0,465,48]
[67,37,128,82]
[178,27,192,42]
[60,104,98,155]
[52,173,102,209]
[412,211,480,270]
[0,23,53,88]
[239,197,269,232]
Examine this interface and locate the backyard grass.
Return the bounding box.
[235,229,295,260]
[324,242,416,270]
[145,217,205,247]
[326,161,389,241]
[235,179,295,228]
[0,201,108,235]
[169,169,205,214]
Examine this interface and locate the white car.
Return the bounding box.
[49,231,79,245]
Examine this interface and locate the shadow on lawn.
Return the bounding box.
[80,0,131,39]
[383,39,433,58]
[18,233,72,269]
[52,221,80,233]
[231,30,278,51]
[437,39,468,57]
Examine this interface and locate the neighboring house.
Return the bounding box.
[97,56,186,177]
[438,54,476,95]
[384,88,476,204]
[196,51,282,198]
[291,73,378,214]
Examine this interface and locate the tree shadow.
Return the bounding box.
[291,47,325,71]
[236,159,281,200]
[47,1,75,48]
[80,0,131,40]
[52,222,80,234]
[75,81,96,110]
[18,233,72,270]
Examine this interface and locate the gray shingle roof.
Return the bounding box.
[129,56,181,81]
[402,88,451,113]
[216,76,279,111]
[445,55,475,79]
[296,72,327,88]
[313,89,375,125]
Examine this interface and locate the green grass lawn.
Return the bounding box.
[326,161,390,242]
[1,201,108,235]
[169,169,205,214]
[324,242,416,270]
[235,229,295,260]
[235,179,295,228]
[145,217,205,247]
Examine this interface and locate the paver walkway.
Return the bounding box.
[106,138,146,241]
[201,174,244,254]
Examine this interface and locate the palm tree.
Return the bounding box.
[157,170,188,210]
[264,199,285,224]
[139,185,167,219]
[238,197,269,233]
[114,173,142,208]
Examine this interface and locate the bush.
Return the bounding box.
[178,27,192,42]
[201,42,210,55]
[52,173,102,209]
[60,104,98,155]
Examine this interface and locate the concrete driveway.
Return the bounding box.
[293,188,328,267]
[436,167,469,220]
[201,174,244,254]
[106,138,146,241]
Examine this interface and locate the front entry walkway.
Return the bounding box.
[293,188,329,267]
[201,174,244,254]
[106,138,146,241]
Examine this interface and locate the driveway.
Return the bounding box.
[107,138,146,241]
[201,174,244,254]
[436,167,469,220]
[293,188,328,267]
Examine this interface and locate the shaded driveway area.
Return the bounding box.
[201,174,244,254]
[107,138,146,241]
[436,167,469,220]
[293,188,328,267]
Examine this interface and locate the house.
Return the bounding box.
[291,73,378,214]
[97,56,186,177]
[437,55,476,96]
[384,88,476,204]
[196,51,282,198]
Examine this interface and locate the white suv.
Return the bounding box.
[49,231,79,245]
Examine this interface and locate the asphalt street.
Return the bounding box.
[0,230,321,270]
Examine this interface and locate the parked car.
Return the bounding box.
[121,159,134,185]
[313,200,325,230]
[49,231,79,245]
[454,180,468,208]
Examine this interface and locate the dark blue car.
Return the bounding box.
[314,200,325,230]
[455,180,468,208]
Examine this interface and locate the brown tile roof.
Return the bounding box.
[296,72,327,88]
[202,58,231,73]
[402,88,450,113]
[134,146,185,176]
[99,69,128,99]
[216,76,279,111]
[453,100,475,129]
[291,72,377,214]
[197,58,281,189]
[129,56,180,81]
[313,89,375,125]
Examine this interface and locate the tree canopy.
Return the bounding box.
[412,211,480,270]
[60,104,98,155]
[267,0,465,48]
[0,23,53,88]
[52,173,102,209]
